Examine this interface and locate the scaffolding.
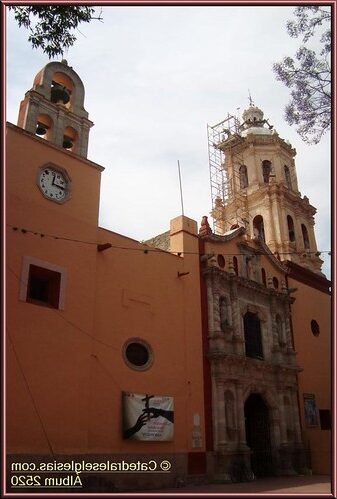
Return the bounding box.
[207,113,249,234]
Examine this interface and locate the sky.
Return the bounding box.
[6,5,331,278]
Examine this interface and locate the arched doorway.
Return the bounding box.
[244,393,274,477]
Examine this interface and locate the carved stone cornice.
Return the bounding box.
[202,266,293,302]
[207,351,300,373]
[238,240,289,274]
[200,226,246,243]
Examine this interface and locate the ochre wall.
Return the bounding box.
[6,124,205,460]
[289,277,331,474]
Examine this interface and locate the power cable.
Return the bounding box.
[6,265,120,352]
[6,224,331,257]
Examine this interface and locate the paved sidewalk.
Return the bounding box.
[136,475,332,495]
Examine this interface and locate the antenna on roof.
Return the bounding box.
[177,160,185,216]
[248,89,254,107]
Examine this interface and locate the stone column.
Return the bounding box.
[54,106,66,148]
[213,292,221,332]
[216,381,227,449]
[270,297,279,348]
[236,383,247,448]
[267,195,278,246]
[230,281,243,355]
[290,388,308,472]
[277,391,298,475]
[250,147,259,184]
[206,279,215,337]
[284,314,293,350]
[278,393,288,445]
[262,206,275,248]
[78,123,90,158]
[290,389,302,444]
[24,98,40,134]
[307,219,318,252]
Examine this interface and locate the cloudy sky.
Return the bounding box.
[6,5,331,278]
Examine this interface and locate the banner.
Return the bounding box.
[122,392,174,441]
[303,393,318,427]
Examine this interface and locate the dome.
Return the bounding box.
[241,126,274,137]
[240,104,275,136]
[242,105,264,127]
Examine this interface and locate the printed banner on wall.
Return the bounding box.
[303,393,319,427]
[122,392,174,441]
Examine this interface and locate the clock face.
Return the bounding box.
[38,167,69,202]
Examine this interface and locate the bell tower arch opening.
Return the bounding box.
[35,114,53,141]
[253,215,265,242]
[50,71,74,110]
[262,160,271,184]
[287,215,296,242]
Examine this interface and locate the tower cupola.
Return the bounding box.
[240,105,274,137]
[242,105,264,127]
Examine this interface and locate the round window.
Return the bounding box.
[311,320,320,337]
[123,339,153,370]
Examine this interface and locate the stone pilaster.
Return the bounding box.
[236,383,247,449]
[53,105,66,148]
[278,393,288,445]
[206,279,215,338]
[216,381,227,449]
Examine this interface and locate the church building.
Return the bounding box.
[6,61,331,492]
[197,105,331,477]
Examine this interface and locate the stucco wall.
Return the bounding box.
[289,277,331,474]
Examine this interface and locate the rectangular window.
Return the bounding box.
[20,256,66,310]
[319,410,331,430]
[244,312,264,360]
[27,264,61,308]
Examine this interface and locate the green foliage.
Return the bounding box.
[273,6,331,144]
[9,6,101,58]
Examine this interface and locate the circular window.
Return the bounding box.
[217,254,225,268]
[311,320,320,337]
[123,339,153,370]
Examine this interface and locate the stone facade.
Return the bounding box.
[200,230,306,479]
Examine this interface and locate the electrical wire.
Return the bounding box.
[6,224,331,257]
[6,265,120,352]
[7,330,55,455]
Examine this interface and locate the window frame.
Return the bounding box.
[122,338,154,371]
[243,311,264,360]
[19,256,67,310]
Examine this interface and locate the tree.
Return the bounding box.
[273,6,331,144]
[8,5,103,59]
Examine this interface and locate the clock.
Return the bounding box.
[37,164,71,203]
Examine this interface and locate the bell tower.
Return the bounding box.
[17,60,93,158]
[209,104,324,274]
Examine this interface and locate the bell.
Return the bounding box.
[63,136,73,149]
[51,83,70,105]
[36,123,47,135]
